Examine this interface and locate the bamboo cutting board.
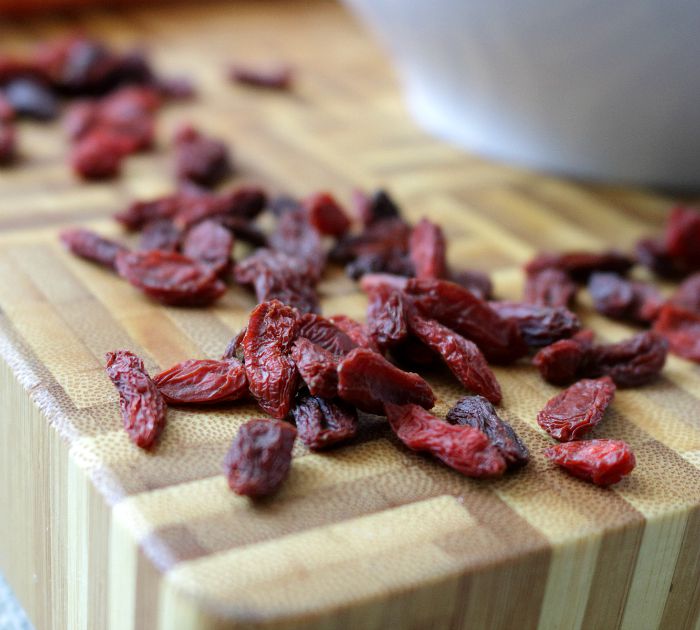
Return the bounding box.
[2,1,700,629]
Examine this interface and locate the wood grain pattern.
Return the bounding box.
[1,1,700,629]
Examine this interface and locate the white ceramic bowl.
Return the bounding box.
[344,0,700,188]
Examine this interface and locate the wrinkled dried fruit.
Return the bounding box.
[545,439,635,486]
[450,269,493,301]
[331,217,410,264]
[242,300,300,418]
[115,194,179,231]
[269,208,326,275]
[228,64,293,90]
[292,395,357,450]
[409,218,447,280]
[366,287,409,351]
[328,315,378,352]
[60,228,128,270]
[105,349,166,449]
[222,327,246,361]
[182,219,233,276]
[537,376,616,441]
[360,189,401,226]
[533,338,589,386]
[447,396,529,467]
[404,278,527,363]
[407,308,502,404]
[224,418,296,497]
[345,248,414,280]
[291,337,339,398]
[588,272,662,323]
[669,273,700,315]
[304,192,351,237]
[359,273,408,294]
[489,301,580,348]
[174,125,232,188]
[635,237,683,279]
[588,331,668,387]
[337,348,435,414]
[298,313,357,355]
[525,250,633,282]
[653,304,700,362]
[116,250,226,306]
[385,403,506,478]
[139,219,182,252]
[390,336,439,367]
[663,206,700,273]
[524,268,576,307]
[153,358,247,404]
[71,129,131,179]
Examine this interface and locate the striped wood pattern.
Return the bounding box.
[1,1,700,629]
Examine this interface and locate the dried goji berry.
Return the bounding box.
[533,338,589,386]
[409,218,447,280]
[385,403,506,478]
[115,250,226,306]
[0,122,15,165]
[366,286,409,352]
[525,250,633,282]
[182,219,233,277]
[218,216,267,248]
[224,418,296,497]
[588,272,663,324]
[653,304,700,362]
[60,228,129,270]
[269,208,326,276]
[291,337,339,399]
[406,308,502,404]
[489,301,581,348]
[328,315,379,352]
[139,219,182,252]
[337,348,435,414]
[390,336,440,368]
[587,331,668,386]
[523,268,576,308]
[70,128,132,179]
[331,217,410,263]
[635,237,684,279]
[0,94,14,122]
[298,313,357,355]
[345,248,415,280]
[358,273,409,294]
[228,63,293,90]
[669,272,700,315]
[447,395,529,468]
[105,349,167,449]
[663,205,700,273]
[153,358,247,404]
[358,189,401,226]
[449,269,493,301]
[242,300,300,419]
[545,439,635,486]
[404,278,528,363]
[174,125,233,188]
[115,194,180,231]
[304,192,351,238]
[292,395,357,450]
[537,376,616,442]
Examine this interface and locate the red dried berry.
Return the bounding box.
[291,338,339,399]
[292,395,357,450]
[663,205,700,273]
[331,217,410,263]
[60,228,128,270]
[409,218,447,280]
[537,376,616,442]
[446,396,529,468]
[105,349,166,450]
[139,219,182,252]
[0,94,15,122]
[533,338,589,386]
[390,336,440,368]
[228,64,293,90]
[304,192,351,237]
[345,248,415,280]
[360,189,402,227]
[269,208,326,276]
[449,269,493,301]
[545,439,635,486]
[174,125,233,188]
[406,308,502,405]
[328,315,379,352]
[588,272,663,324]
[0,122,15,165]
[115,194,179,231]
[242,300,300,419]
[115,250,226,306]
[298,313,357,355]
[366,287,409,352]
[224,418,296,497]
[337,347,435,415]
[525,250,633,282]
[404,278,528,363]
[653,304,700,362]
[153,358,247,404]
[635,237,684,279]
[182,219,233,276]
[71,128,134,179]
[489,301,581,348]
[588,331,668,387]
[358,273,408,294]
[669,272,700,315]
[385,403,506,478]
[523,268,576,308]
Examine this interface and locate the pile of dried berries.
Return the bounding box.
[0,35,193,176]
[84,193,700,499]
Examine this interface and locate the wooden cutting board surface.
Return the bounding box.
[2,1,700,629]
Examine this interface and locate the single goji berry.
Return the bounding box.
[182,219,234,277]
[224,418,296,497]
[60,228,129,270]
[291,337,339,399]
[337,348,435,415]
[115,194,180,231]
[115,250,226,306]
[153,358,247,404]
[174,124,233,188]
[228,63,293,90]
[653,304,700,363]
[404,278,528,363]
[139,219,182,252]
[447,396,528,468]
[545,439,635,486]
[328,315,379,352]
[525,250,633,282]
[449,269,493,301]
[489,301,581,348]
[70,128,132,179]
[663,205,700,273]
[292,395,357,450]
[268,208,326,276]
[587,331,668,386]
[385,403,506,478]
[105,349,167,449]
[406,307,502,404]
[409,218,447,280]
[533,338,589,386]
[366,286,409,352]
[588,272,663,324]
[669,272,700,316]
[331,217,410,263]
[523,268,576,308]
[242,300,300,419]
[304,192,351,238]
[298,313,357,355]
[537,376,616,442]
